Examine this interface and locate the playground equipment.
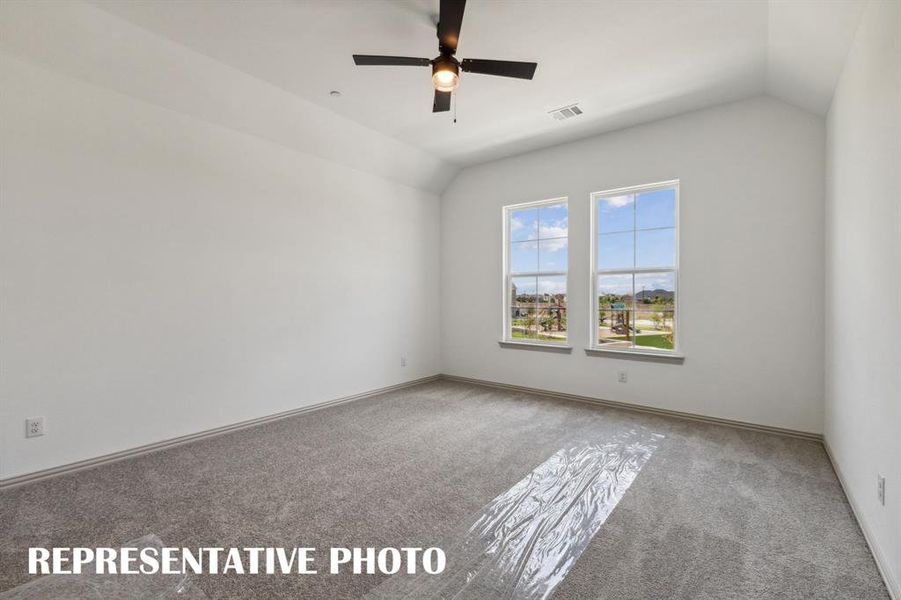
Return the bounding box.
[608,307,636,336]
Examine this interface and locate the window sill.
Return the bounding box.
[498,340,573,353]
[584,347,684,362]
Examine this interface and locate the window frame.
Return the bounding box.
[502,196,570,347]
[589,180,681,357]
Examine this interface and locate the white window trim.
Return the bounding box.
[589,180,682,358]
[502,196,570,347]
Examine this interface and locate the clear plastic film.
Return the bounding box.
[0,534,208,600]
[367,428,664,600]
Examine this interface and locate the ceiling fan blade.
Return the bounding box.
[353,55,431,67]
[437,0,466,52]
[461,59,537,80]
[433,90,451,113]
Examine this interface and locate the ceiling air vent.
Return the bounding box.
[549,103,583,121]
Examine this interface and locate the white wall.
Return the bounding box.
[441,97,825,434]
[825,0,901,594]
[0,0,456,194]
[0,53,440,480]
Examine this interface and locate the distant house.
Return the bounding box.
[510,284,568,322]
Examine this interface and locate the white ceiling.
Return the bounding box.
[0,0,456,192]
[766,0,867,114]
[1,0,865,191]
[86,0,865,167]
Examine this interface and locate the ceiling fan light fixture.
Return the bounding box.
[432,59,460,92]
[352,0,538,112]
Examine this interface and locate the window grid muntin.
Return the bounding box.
[591,181,679,353]
[503,197,569,345]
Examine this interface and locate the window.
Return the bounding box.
[591,181,678,353]
[503,198,568,344]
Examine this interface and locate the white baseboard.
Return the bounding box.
[0,374,819,489]
[440,374,823,441]
[0,374,441,490]
[2,374,894,597]
[823,440,900,600]
[449,374,895,597]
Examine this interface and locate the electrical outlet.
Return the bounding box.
[877,474,885,506]
[26,417,44,438]
[617,370,628,384]
[400,356,407,367]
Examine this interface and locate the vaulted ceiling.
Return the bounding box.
[1,0,866,191]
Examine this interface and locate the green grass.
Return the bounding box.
[610,334,673,350]
[513,330,567,343]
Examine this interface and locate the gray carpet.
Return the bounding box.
[0,380,889,599]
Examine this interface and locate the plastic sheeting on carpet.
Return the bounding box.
[0,534,208,600]
[366,427,664,600]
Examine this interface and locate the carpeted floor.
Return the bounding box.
[0,380,889,599]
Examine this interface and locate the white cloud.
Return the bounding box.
[512,220,568,252]
[598,274,632,295]
[538,224,568,252]
[539,224,567,238]
[538,278,566,294]
[513,240,538,250]
[539,238,567,252]
[636,273,675,291]
[601,194,633,208]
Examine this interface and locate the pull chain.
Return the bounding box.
[453,92,457,124]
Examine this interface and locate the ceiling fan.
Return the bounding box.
[352,0,538,113]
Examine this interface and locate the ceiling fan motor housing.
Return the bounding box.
[432,55,459,74]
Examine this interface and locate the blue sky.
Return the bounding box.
[509,202,568,279]
[508,189,676,299]
[597,188,675,271]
